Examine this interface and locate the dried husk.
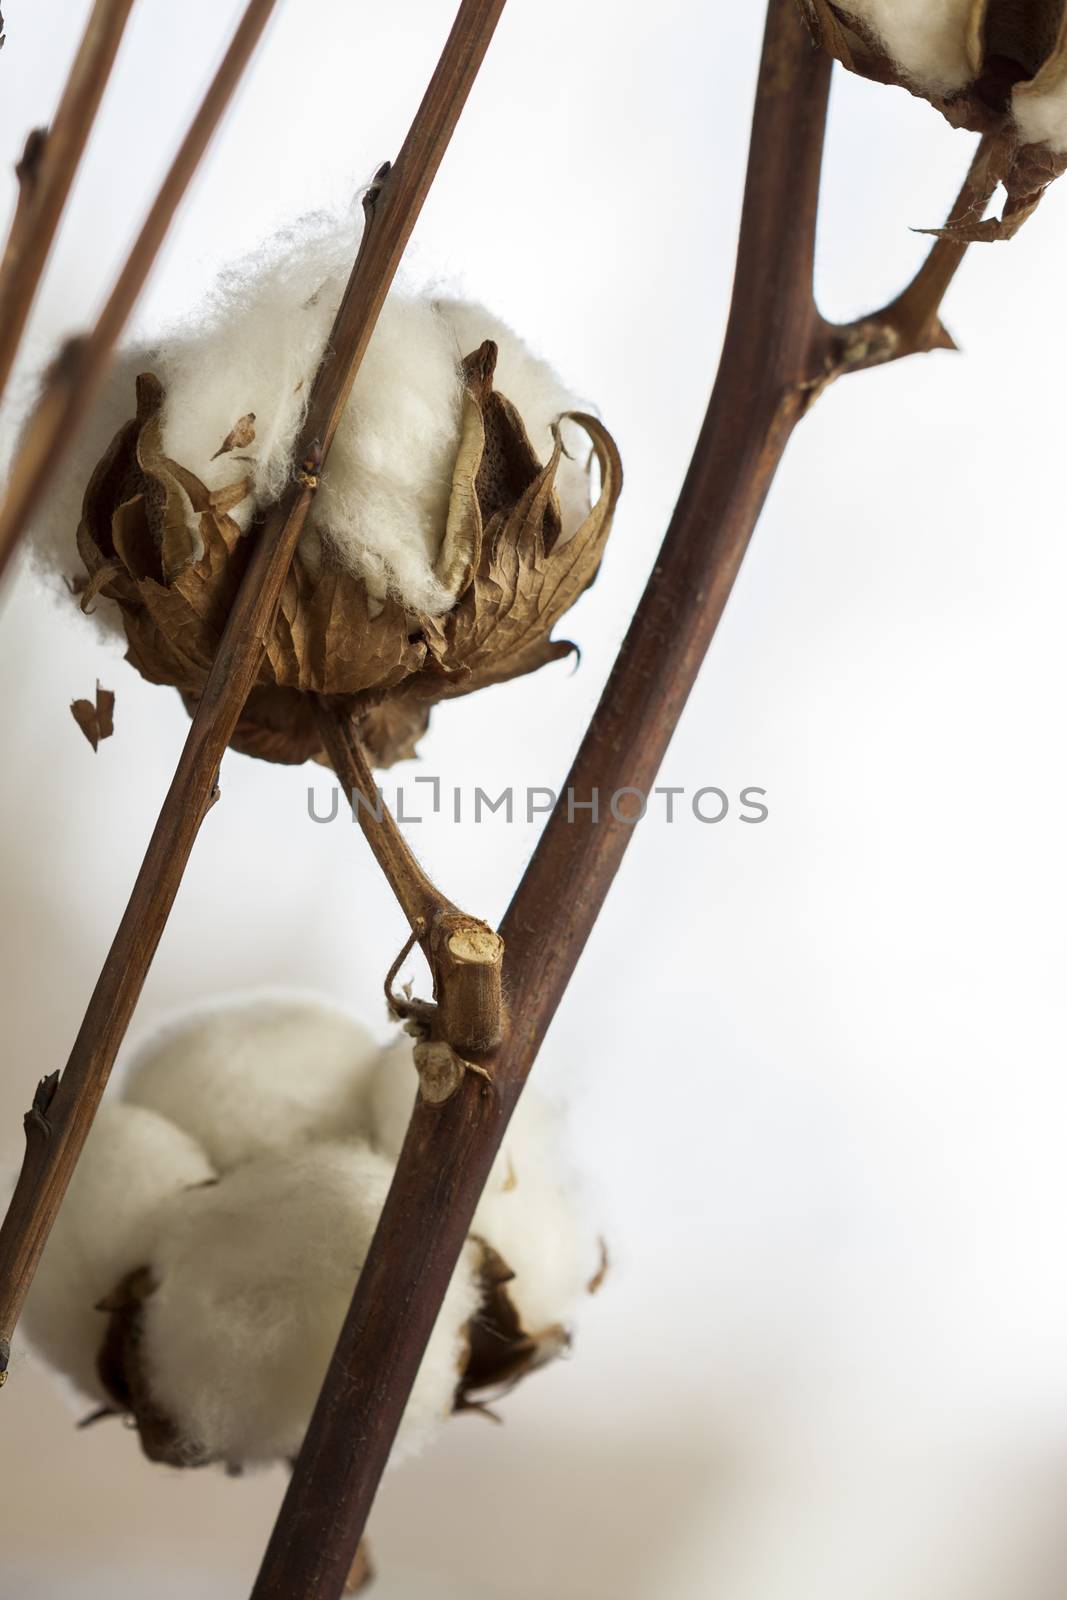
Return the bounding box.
[455,1239,571,1415]
[799,0,1067,237]
[74,344,621,768]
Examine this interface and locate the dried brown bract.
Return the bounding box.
[74,343,621,768]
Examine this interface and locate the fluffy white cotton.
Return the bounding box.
[122,992,379,1172]
[20,993,596,1471]
[1014,74,1067,152]
[142,1142,480,1466]
[26,211,590,622]
[843,0,975,89]
[22,1105,214,1399]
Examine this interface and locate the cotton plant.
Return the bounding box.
[22,994,600,1473]
[801,0,1067,234]
[29,211,620,767]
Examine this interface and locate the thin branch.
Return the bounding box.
[0,0,136,407]
[0,0,508,1385]
[313,698,504,1056]
[255,5,995,1593]
[0,0,277,591]
[312,698,455,932]
[819,132,1000,380]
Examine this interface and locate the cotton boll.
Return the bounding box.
[140,1142,481,1466]
[25,212,593,621]
[21,1105,214,1399]
[844,0,975,89]
[122,992,380,1173]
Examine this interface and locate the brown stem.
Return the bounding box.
[0,0,277,591]
[822,132,999,379]
[312,699,455,932]
[312,698,505,1057]
[0,0,136,410]
[0,0,508,1379]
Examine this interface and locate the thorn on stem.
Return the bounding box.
[24,1070,60,1145]
[15,128,47,192]
[362,161,392,223]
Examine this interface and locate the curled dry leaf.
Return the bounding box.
[211,411,256,460]
[74,348,621,768]
[800,0,1067,237]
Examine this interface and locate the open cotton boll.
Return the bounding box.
[38,211,588,618]
[21,1105,214,1399]
[122,992,380,1173]
[24,993,599,1476]
[139,1142,480,1466]
[841,0,975,89]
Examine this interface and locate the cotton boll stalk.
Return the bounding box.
[21,1105,214,1400]
[122,992,379,1173]
[126,1143,481,1468]
[28,212,621,769]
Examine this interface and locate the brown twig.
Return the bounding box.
[312,698,455,932]
[0,0,508,1385]
[312,698,504,1056]
[0,0,277,591]
[252,4,989,1595]
[823,131,1001,379]
[0,0,136,410]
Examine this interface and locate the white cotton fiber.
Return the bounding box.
[26,211,591,622]
[22,1105,214,1399]
[122,992,379,1172]
[20,993,597,1472]
[843,0,975,89]
[141,1142,480,1466]
[1014,73,1067,152]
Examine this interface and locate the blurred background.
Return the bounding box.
[3,1,1067,1596]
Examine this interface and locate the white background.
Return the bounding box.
[2,2,1067,1596]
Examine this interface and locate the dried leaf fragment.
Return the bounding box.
[211,412,256,459]
[70,680,115,751]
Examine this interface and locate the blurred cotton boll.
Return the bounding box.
[20,992,599,1474]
